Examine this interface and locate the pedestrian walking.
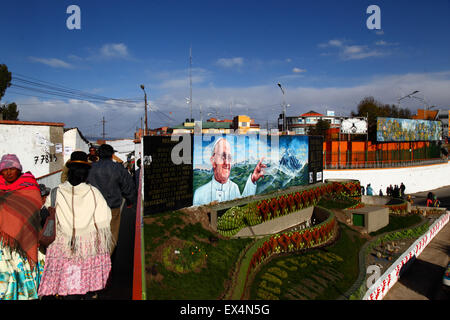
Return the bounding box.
[0,154,44,300]
[88,146,99,163]
[38,151,113,299]
[38,183,51,228]
[366,183,373,196]
[400,182,406,197]
[393,185,400,198]
[87,144,136,254]
[360,185,365,195]
[433,195,440,207]
[134,158,141,191]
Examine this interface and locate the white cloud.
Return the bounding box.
[15,71,450,135]
[100,43,129,59]
[375,40,399,46]
[155,68,210,89]
[216,57,244,68]
[292,67,307,73]
[28,57,73,69]
[319,39,344,48]
[375,40,387,46]
[319,39,388,60]
[152,70,450,126]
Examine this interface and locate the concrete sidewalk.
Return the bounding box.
[383,215,450,300]
[98,202,137,300]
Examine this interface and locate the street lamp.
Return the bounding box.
[277,83,287,133]
[140,84,148,135]
[397,90,419,107]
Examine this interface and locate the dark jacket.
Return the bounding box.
[87,158,136,209]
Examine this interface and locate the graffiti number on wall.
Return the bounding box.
[34,154,58,165]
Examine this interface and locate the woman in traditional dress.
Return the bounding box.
[0,154,44,300]
[38,151,113,299]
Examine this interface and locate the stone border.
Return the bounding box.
[363,212,449,300]
[341,214,430,300]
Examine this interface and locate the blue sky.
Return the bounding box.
[1,0,449,138]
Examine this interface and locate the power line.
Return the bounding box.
[13,73,140,104]
[9,74,141,109]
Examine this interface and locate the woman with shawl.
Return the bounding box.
[0,154,44,300]
[38,151,113,299]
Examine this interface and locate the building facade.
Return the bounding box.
[280,110,341,134]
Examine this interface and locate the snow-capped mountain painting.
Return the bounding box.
[193,135,309,203]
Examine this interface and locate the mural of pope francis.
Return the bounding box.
[193,137,266,206]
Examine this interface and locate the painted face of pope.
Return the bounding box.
[210,138,232,184]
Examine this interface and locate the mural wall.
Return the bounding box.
[193,135,309,206]
[143,134,322,214]
[377,117,442,142]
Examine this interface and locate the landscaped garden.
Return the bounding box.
[143,180,444,300]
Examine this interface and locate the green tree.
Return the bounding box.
[0,64,19,120]
[0,64,12,101]
[309,118,330,137]
[351,96,412,141]
[0,102,19,120]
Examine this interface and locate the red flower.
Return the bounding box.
[262,241,271,257]
[319,225,327,240]
[258,200,270,221]
[302,230,312,246]
[277,234,290,251]
[290,232,302,249]
[278,196,287,215]
[255,248,263,262]
[269,237,278,251]
[287,194,295,211]
[269,198,279,217]
[312,228,321,242]
[326,184,333,194]
[294,192,302,208]
[302,191,310,206]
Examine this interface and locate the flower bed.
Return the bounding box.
[241,207,338,298]
[216,180,360,237]
[384,200,408,215]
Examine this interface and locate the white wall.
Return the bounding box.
[324,162,450,195]
[0,123,64,178]
[106,139,136,162]
[63,128,90,163]
[135,141,142,162]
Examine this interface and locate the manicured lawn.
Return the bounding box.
[249,223,366,300]
[317,196,358,210]
[369,214,422,236]
[144,210,252,300]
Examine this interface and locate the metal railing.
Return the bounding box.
[324,146,447,169]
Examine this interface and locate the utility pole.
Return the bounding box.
[140,85,148,135]
[189,46,193,121]
[277,83,286,133]
[102,116,106,139]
